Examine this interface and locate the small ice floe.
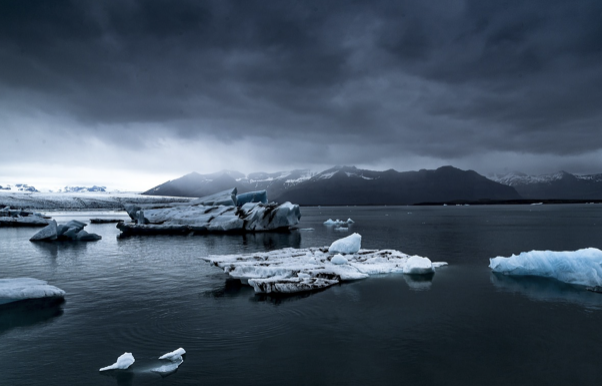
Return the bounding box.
[99,353,135,371]
[0,278,65,306]
[299,228,315,232]
[203,233,447,294]
[334,226,349,232]
[30,220,101,242]
[152,348,186,375]
[323,218,354,226]
[489,248,602,288]
[403,256,437,275]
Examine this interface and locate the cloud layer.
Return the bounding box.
[1,0,601,189]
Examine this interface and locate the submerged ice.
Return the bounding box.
[203,233,447,294]
[489,248,602,289]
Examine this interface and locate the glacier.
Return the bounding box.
[203,233,447,294]
[118,188,300,235]
[489,248,602,289]
[0,278,66,305]
[30,220,102,242]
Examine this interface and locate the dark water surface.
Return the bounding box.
[1,205,602,385]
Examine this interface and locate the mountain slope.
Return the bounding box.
[144,166,520,205]
[274,166,520,205]
[489,171,602,199]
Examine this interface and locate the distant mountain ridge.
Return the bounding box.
[489,171,602,199]
[143,165,521,205]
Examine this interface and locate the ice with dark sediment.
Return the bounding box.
[29,220,102,242]
[203,233,447,294]
[118,188,300,235]
[489,248,602,290]
[0,278,66,305]
[0,206,49,227]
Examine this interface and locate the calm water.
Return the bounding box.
[1,205,602,386]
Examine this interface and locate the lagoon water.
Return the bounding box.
[2,205,602,385]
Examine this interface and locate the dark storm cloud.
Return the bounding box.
[1,0,601,166]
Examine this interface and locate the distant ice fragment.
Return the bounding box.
[328,233,361,254]
[99,352,135,371]
[0,278,66,305]
[489,248,602,288]
[323,218,354,226]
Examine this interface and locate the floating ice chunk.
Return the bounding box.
[30,219,101,242]
[203,242,446,294]
[159,348,186,361]
[236,190,267,206]
[0,278,66,305]
[323,218,355,226]
[29,220,58,241]
[489,248,602,288]
[331,254,348,265]
[329,233,361,254]
[99,352,135,371]
[334,227,348,232]
[403,256,435,275]
[300,228,315,232]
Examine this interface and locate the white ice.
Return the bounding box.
[328,233,361,254]
[403,256,436,274]
[203,234,446,294]
[489,248,602,288]
[99,353,135,371]
[153,348,186,375]
[0,278,66,305]
[158,348,186,361]
[323,218,354,226]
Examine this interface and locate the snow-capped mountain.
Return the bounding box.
[0,183,39,193]
[488,171,602,199]
[144,166,520,205]
[60,186,107,193]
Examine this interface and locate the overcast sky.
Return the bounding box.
[1,0,601,191]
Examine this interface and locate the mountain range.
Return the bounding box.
[488,171,602,200]
[143,166,527,205]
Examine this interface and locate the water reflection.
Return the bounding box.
[252,290,324,305]
[31,241,89,258]
[403,273,434,291]
[205,278,251,298]
[490,272,602,309]
[99,370,134,386]
[0,298,65,335]
[241,231,301,251]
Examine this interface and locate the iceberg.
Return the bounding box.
[118,189,301,235]
[29,220,102,242]
[0,278,66,306]
[489,248,602,289]
[236,190,268,206]
[203,234,447,294]
[99,353,135,371]
[328,233,361,254]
